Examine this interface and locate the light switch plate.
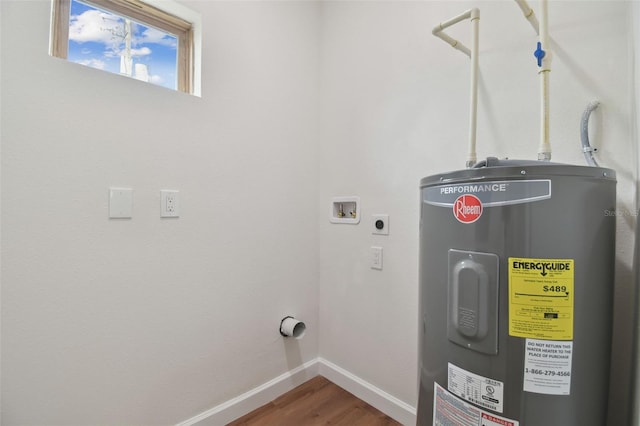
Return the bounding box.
[109,188,133,219]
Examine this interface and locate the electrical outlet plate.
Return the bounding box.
[371,246,383,270]
[330,196,360,224]
[160,190,179,218]
[372,214,389,235]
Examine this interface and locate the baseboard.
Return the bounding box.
[177,357,417,426]
[317,357,417,426]
[176,358,320,426]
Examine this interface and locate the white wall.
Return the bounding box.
[0,1,320,424]
[318,1,637,424]
[2,0,638,425]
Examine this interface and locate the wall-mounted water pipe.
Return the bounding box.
[514,0,539,35]
[432,8,480,168]
[537,0,551,161]
[433,2,551,164]
[514,0,552,161]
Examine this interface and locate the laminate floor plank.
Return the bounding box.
[226,375,401,426]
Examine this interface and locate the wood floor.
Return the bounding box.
[226,375,402,426]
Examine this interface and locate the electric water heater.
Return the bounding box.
[417,158,616,426]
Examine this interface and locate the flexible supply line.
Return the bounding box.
[580,101,600,167]
[432,8,480,168]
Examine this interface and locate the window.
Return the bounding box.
[51,0,196,94]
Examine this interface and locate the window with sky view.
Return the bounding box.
[66,0,178,90]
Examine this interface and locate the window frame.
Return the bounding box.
[51,0,194,94]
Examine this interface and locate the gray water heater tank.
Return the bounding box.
[417,158,616,426]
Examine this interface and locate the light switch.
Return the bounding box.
[109,188,133,219]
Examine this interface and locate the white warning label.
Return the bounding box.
[434,382,479,426]
[448,363,504,413]
[433,383,519,426]
[523,339,573,395]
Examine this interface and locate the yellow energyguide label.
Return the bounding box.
[508,257,574,340]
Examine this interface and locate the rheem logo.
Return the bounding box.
[453,194,482,223]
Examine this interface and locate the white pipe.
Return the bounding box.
[538,69,551,160]
[514,0,540,34]
[537,0,552,161]
[432,30,471,57]
[432,10,474,57]
[280,316,306,339]
[439,9,474,29]
[467,10,480,167]
[513,0,551,161]
[432,8,480,168]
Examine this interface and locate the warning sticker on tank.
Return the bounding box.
[448,363,504,413]
[523,339,573,395]
[508,257,574,340]
[481,413,519,426]
[433,382,519,426]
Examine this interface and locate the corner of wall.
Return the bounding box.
[630,1,640,423]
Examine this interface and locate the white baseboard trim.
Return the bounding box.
[177,357,417,426]
[318,357,417,426]
[176,358,320,426]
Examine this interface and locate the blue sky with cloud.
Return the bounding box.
[67,0,178,90]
